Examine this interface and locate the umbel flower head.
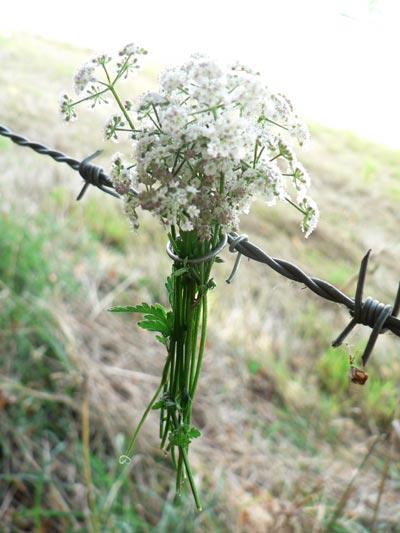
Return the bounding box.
[61,45,319,239]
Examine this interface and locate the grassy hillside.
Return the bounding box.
[1,34,399,532]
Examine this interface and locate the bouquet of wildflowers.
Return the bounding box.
[60,44,319,509]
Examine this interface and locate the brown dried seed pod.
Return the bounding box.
[349,366,369,385]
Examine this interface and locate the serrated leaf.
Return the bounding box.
[156,335,169,347]
[108,305,139,313]
[151,303,168,320]
[137,319,170,336]
[131,303,155,314]
[188,427,201,439]
[109,303,154,314]
[168,424,202,447]
[112,301,173,339]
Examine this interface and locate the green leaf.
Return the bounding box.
[169,424,202,447]
[155,335,169,347]
[137,319,170,336]
[132,303,158,314]
[110,301,173,339]
[108,305,139,313]
[152,395,176,410]
[171,267,189,278]
[188,427,201,439]
[152,400,165,410]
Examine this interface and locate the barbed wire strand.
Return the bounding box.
[0,124,119,200]
[2,123,400,364]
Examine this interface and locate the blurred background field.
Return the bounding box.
[0,33,400,532]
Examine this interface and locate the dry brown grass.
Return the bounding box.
[1,33,400,532]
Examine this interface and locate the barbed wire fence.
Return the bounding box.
[1,123,400,370]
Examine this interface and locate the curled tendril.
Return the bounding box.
[118,454,132,465]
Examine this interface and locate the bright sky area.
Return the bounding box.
[2,0,400,148]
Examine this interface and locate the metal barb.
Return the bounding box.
[331,248,399,366]
[392,282,400,318]
[361,303,392,366]
[76,149,119,200]
[331,249,372,348]
[226,234,249,284]
[354,249,371,319]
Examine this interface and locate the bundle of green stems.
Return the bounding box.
[120,224,223,510]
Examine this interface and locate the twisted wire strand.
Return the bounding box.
[228,233,400,338]
[2,123,400,348]
[0,124,81,170]
[166,234,228,264]
[0,124,117,199]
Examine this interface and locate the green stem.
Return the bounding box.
[285,195,307,216]
[109,85,136,131]
[253,141,259,168]
[264,117,289,130]
[101,61,136,131]
[122,354,171,460]
[183,283,195,398]
[157,231,219,510]
[176,449,184,495]
[111,54,132,85]
[170,411,202,511]
[269,152,281,162]
[152,103,162,128]
[256,145,265,163]
[190,293,208,397]
[189,303,201,399]
[72,88,109,107]
[189,103,224,116]
[181,447,202,511]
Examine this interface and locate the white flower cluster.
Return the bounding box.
[114,55,318,238]
[64,48,318,239]
[59,44,147,120]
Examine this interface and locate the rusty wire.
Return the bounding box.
[1,123,400,366]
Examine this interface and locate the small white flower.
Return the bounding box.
[290,119,311,148]
[298,194,319,238]
[92,53,112,66]
[104,114,125,142]
[59,93,77,123]
[73,61,96,95]
[111,152,124,165]
[187,205,200,218]
[180,217,194,231]
[123,193,140,230]
[291,162,311,193]
[119,43,147,57]
[111,152,132,194]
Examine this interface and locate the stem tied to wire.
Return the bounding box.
[109,226,222,509]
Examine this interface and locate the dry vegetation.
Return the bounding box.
[0,34,400,532]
